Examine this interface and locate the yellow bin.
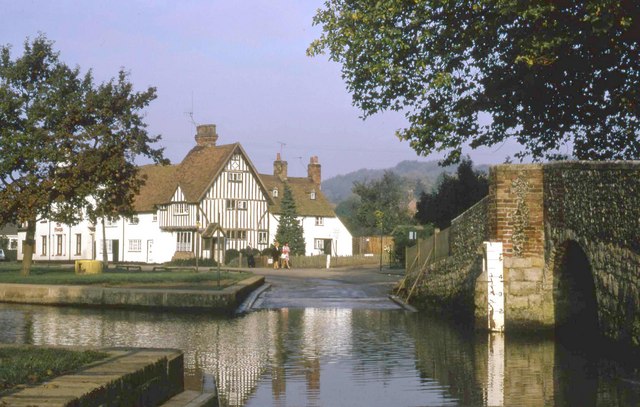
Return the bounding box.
[75,260,104,275]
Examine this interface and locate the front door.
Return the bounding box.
[112,239,119,262]
[323,239,332,255]
[146,240,154,263]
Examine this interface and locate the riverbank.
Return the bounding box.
[0,275,264,313]
[0,346,216,406]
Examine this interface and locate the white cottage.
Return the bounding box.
[18,124,352,263]
[261,155,352,256]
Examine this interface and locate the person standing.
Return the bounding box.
[272,241,281,269]
[281,242,291,269]
[246,245,255,268]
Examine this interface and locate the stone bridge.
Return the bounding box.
[406,162,640,349]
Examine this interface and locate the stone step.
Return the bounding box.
[0,347,184,407]
[160,390,218,407]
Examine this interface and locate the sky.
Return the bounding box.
[1,0,523,179]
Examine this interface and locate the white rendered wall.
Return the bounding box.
[17,217,96,262]
[269,214,353,256]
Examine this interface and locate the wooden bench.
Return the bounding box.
[117,264,142,271]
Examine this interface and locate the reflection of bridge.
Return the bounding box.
[404,162,640,349]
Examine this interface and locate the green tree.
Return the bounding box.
[334,194,364,236]
[309,1,640,164]
[0,35,165,274]
[351,171,412,235]
[415,158,488,229]
[275,184,305,256]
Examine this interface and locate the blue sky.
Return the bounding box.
[1,0,523,179]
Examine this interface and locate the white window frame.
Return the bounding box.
[56,234,63,256]
[272,188,279,198]
[152,213,158,222]
[228,172,242,183]
[310,190,316,200]
[176,231,192,252]
[226,199,236,210]
[237,200,248,210]
[314,239,325,250]
[98,240,113,254]
[175,203,189,215]
[105,218,118,227]
[128,239,142,252]
[75,234,82,255]
[258,231,268,244]
[315,216,324,226]
[128,216,139,225]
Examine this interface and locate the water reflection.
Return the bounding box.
[0,304,638,406]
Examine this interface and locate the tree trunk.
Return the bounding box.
[21,219,36,276]
[101,217,109,269]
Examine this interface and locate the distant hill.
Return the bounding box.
[321,160,489,204]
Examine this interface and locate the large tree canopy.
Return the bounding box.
[0,35,165,274]
[309,1,640,163]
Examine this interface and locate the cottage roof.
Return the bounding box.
[176,143,238,201]
[133,142,271,212]
[133,164,178,212]
[260,174,335,217]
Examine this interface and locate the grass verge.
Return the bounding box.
[0,264,251,289]
[0,346,108,395]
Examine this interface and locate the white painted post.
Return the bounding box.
[326,254,331,269]
[487,332,505,406]
[483,241,504,332]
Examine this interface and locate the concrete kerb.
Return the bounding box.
[0,275,265,313]
[0,347,186,407]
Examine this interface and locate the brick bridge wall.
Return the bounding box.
[409,162,640,348]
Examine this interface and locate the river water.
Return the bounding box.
[0,302,638,406]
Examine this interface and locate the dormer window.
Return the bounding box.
[272,188,279,198]
[310,190,316,200]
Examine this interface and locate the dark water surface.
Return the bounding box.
[0,303,638,406]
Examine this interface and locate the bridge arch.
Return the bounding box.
[551,240,600,341]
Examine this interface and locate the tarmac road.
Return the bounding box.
[249,266,405,310]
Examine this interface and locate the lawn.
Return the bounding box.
[0,263,252,289]
[0,346,108,395]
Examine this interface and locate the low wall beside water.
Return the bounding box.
[0,275,264,313]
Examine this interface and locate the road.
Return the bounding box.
[248,266,405,310]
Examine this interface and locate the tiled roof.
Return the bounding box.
[133,164,178,212]
[260,174,336,217]
[134,142,271,212]
[176,143,237,201]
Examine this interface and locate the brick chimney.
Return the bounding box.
[308,156,321,188]
[273,153,288,180]
[195,124,218,146]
